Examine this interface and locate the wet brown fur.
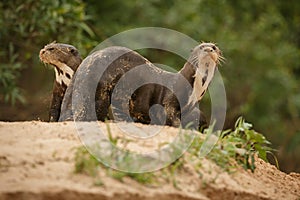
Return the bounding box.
[40,43,221,129]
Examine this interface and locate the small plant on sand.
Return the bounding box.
[189,117,275,172]
[74,117,275,186]
[74,145,155,185]
[74,122,155,185]
[106,168,155,184]
[74,147,99,176]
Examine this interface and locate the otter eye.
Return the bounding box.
[212,46,216,51]
[48,47,54,51]
[69,48,76,54]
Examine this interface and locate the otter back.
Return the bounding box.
[59,46,206,129]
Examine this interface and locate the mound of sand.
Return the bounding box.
[0,121,299,200]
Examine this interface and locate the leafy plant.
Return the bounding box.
[0,43,25,105]
[195,117,275,172]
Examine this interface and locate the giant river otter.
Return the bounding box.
[39,42,223,129]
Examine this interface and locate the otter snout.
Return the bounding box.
[203,46,214,53]
[201,44,223,64]
[39,47,50,63]
[39,45,55,63]
[39,49,45,55]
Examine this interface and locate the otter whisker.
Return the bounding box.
[217,55,226,65]
[189,55,199,64]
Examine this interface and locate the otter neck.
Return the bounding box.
[179,62,196,86]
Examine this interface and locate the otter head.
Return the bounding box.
[39,42,82,86]
[190,42,223,67]
[186,42,224,105]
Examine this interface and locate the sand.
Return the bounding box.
[0,121,299,200]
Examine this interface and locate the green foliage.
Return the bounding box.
[0,41,25,105]
[232,117,272,162]
[0,0,96,104]
[188,117,274,172]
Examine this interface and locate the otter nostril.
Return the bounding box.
[40,49,47,55]
[204,48,213,53]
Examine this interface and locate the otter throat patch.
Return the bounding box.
[188,62,216,105]
[54,63,74,86]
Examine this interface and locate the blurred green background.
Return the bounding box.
[1,0,299,173]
